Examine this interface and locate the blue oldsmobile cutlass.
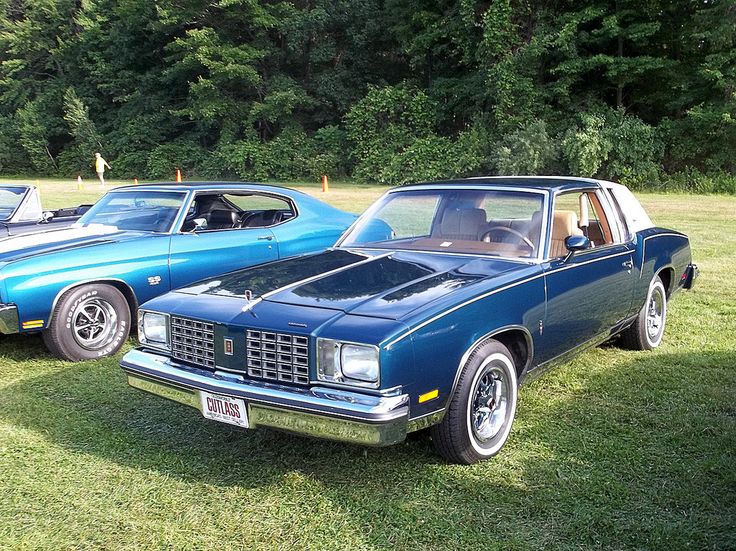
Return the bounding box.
[0,183,355,361]
[121,177,697,464]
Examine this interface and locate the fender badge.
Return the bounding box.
[147,275,162,286]
[224,338,234,355]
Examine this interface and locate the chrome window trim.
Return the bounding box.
[603,187,634,242]
[546,186,632,259]
[172,188,300,234]
[593,187,625,244]
[336,186,551,263]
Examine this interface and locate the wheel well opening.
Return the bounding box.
[658,268,674,297]
[107,281,138,321]
[492,330,531,378]
[59,281,137,320]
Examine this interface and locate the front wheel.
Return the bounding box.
[620,276,667,350]
[43,283,131,361]
[431,340,518,464]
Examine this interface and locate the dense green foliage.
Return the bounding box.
[0,0,733,189]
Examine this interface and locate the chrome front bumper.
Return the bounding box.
[120,348,410,446]
[0,304,19,334]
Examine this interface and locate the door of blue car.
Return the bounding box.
[167,191,289,289]
[537,190,636,363]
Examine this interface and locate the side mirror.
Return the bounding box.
[563,235,590,262]
[191,218,207,232]
[40,211,54,224]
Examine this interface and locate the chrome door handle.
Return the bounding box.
[622,260,633,270]
[257,235,273,241]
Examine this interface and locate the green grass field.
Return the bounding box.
[0,180,734,549]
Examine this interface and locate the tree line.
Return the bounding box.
[0,0,733,191]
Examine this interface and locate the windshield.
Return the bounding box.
[0,186,26,221]
[339,188,546,258]
[76,190,186,232]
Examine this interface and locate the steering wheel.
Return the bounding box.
[481,226,535,252]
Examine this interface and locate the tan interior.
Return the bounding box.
[549,210,584,258]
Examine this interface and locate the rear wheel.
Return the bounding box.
[431,340,518,464]
[43,283,131,361]
[620,276,667,350]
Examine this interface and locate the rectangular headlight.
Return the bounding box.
[317,338,379,389]
[138,311,170,350]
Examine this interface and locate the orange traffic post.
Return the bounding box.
[133,178,139,185]
[76,175,83,191]
[175,169,182,183]
[321,174,329,192]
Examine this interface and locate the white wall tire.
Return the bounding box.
[621,276,667,350]
[431,340,518,464]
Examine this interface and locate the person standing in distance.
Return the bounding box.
[95,152,111,186]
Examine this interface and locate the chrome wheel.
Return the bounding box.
[71,297,119,350]
[646,284,666,344]
[469,363,510,444]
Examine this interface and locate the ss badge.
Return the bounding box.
[224,337,234,356]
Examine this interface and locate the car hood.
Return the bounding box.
[0,224,138,262]
[176,248,525,321]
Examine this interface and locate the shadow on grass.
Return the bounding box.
[0,334,734,548]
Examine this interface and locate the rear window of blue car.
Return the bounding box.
[77,191,186,232]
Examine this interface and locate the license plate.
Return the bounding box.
[199,391,248,428]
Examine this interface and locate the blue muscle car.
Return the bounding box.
[121,177,697,464]
[0,182,355,361]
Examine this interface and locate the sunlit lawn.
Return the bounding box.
[0,178,734,549]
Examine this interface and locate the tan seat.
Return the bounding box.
[549,210,583,258]
[435,207,487,241]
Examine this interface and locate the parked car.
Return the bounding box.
[0,183,91,236]
[121,177,697,464]
[0,182,356,361]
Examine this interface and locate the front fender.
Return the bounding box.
[381,268,546,420]
[2,239,170,331]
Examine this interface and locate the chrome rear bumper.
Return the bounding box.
[120,348,410,446]
[683,263,698,290]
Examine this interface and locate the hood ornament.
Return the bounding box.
[244,290,253,300]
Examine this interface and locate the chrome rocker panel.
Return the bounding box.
[121,348,410,446]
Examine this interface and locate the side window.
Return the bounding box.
[225,194,295,228]
[550,191,618,258]
[182,192,295,232]
[604,189,632,241]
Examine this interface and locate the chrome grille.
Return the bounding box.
[246,330,309,385]
[171,316,215,369]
